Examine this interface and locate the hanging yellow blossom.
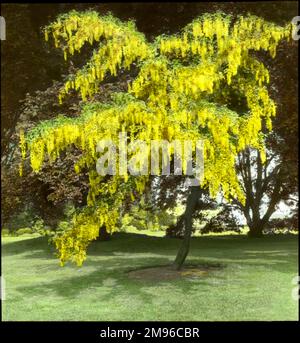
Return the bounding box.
[19,10,292,266]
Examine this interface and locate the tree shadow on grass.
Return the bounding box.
[2,236,54,257]
[13,254,297,301]
[14,256,175,298]
[3,232,297,255]
[3,233,297,278]
[13,261,230,313]
[14,257,296,312]
[2,233,178,259]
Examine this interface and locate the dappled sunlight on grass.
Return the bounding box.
[1,233,298,321]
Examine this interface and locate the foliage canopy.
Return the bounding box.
[20,10,292,265]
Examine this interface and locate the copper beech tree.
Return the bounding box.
[19,10,292,269]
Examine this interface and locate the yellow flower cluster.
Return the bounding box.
[171,63,221,98]
[18,129,26,176]
[54,204,120,266]
[45,10,153,102]
[130,58,169,108]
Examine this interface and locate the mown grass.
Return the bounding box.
[1,232,298,321]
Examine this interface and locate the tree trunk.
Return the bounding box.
[173,186,202,270]
[96,226,111,241]
[165,215,185,238]
[247,223,264,237]
[233,149,283,239]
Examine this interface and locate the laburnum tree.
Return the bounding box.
[19,10,292,269]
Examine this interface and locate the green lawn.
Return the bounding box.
[1,232,298,321]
